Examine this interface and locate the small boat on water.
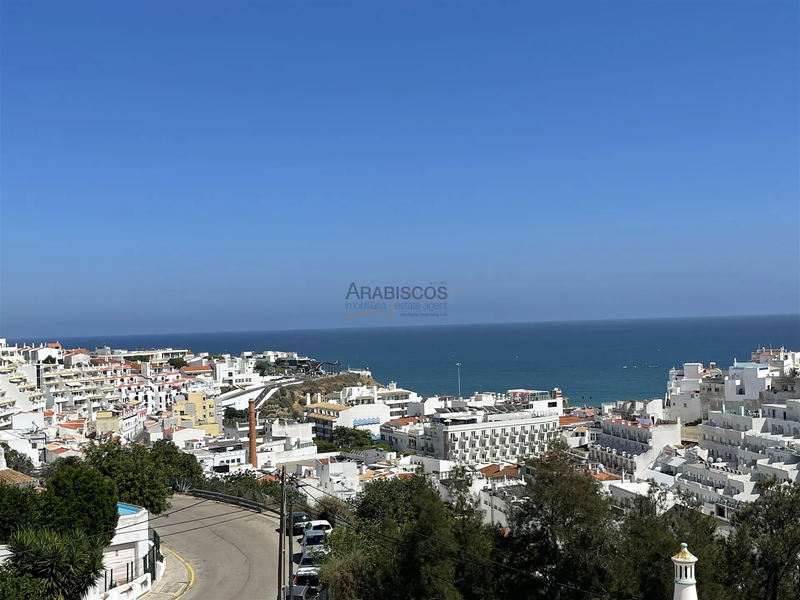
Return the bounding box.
[623,366,627,369]
[648,364,659,368]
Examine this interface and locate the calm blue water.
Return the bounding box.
[21,315,800,406]
[117,502,141,515]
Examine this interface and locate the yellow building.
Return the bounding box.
[89,410,121,437]
[174,392,219,436]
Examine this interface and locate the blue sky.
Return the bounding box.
[1,1,798,337]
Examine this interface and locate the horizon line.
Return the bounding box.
[6,312,799,343]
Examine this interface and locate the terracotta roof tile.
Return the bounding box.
[560,416,588,427]
[0,469,38,486]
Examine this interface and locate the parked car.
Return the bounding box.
[292,567,321,591]
[301,530,328,560]
[297,555,317,569]
[285,584,313,600]
[303,520,332,535]
[287,511,311,536]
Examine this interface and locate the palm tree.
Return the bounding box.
[6,527,105,600]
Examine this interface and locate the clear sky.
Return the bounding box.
[1,1,798,338]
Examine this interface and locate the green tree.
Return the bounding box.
[726,479,800,600]
[151,439,202,483]
[313,438,338,453]
[612,488,728,600]
[500,445,616,599]
[320,526,376,600]
[84,439,171,514]
[447,466,497,600]
[1,442,35,475]
[315,495,353,528]
[0,566,49,600]
[332,426,373,450]
[353,475,431,526]
[44,459,119,545]
[254,360,272,376]
[0,483,44,543]
[324,476,464,600]
[223,407,248,421]
[168,357,188,369]
[392,488,462,600]
[6,527,105,600]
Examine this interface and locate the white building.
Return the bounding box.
[0,341,46,422]
[222,419,318,467]
[164,426,208,448]
[97,502,158,595]
[588,415,682,480]
[306,402,391,440]
[671,399,800,520]
[750,346,800,375]
[406,396,445,417]
[317,457,360,501]
[664,363,710,423]
[325,381,422,419]
[418,405,561,465]
[724,360,777,404]
[187,440,247,474]
[675,460,759,521]
[559,415,599,449]
[380,416,426,453]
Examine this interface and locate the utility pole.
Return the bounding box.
[277,466,286,600]
[288,488,294,600]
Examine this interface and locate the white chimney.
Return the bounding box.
[672,542,698,600]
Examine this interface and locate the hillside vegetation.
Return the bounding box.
[259,372,382,419]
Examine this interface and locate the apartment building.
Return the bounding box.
[588,414,682,480]
[325,381,422,418]
[675,460,759,521]
[306,401,391,440]
[418,405,561,465]
[750,346,800,375]
[186,440,246,474]
[86,404,147,440]
[92,346,191,362]
[699,400,800,471]
[724,360,779,405]
[0,341,46,423]
[664,362,723,423]
[380,416,426,453]
[173,392,219,436]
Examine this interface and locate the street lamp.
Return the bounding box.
[456,363,461,399]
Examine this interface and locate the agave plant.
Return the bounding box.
[6,527,105,600]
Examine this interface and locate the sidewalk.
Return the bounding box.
[145,546,193,600]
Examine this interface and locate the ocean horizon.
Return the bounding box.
[12,314,800,406]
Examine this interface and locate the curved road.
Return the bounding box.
[156,495,283,600]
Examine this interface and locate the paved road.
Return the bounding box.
[157,495,285,600]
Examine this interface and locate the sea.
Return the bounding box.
[19,315,800,406]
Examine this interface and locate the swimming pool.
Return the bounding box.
[117,502,142,516]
